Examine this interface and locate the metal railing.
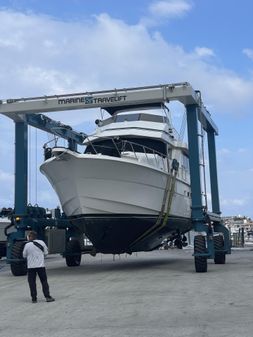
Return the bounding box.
[87,138,168,171]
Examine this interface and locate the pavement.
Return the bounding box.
[1,248,253,337]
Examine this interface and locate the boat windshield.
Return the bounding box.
[84,137,167,157]
[99,113,168,126]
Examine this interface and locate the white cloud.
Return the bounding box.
[218,148,231,155]
[237,148,248,153]
[0,169,14,183]
[38,189,60,205]
[218,166,253,217]
[0,10,252,121]
[149,0,192,18]
[0,169,14,206]
[243,48,253,61]
[221,198,247,207]
[0,9,253,215]
[218,147,249,157]
[194,47,215,58]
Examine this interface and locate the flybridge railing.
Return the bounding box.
[121,140,167,171]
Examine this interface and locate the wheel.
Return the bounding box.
[174,238,183,249]
[194,235,207,273]
[65,239,82,267]
[214,235,226,264]
[10,241,27,276]
[0,243,6,258]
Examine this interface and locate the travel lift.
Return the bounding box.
[0,82,231,274]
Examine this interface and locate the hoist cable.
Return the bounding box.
[28,125,31,203]
[35,128,38,205]
[179,109,187,142]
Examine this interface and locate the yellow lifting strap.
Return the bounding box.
[130,158,179,247]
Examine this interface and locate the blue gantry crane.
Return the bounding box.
[0,83,231,274]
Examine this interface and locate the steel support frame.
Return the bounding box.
[6,119,80,261]
[207,129,231,253]
[6,121,28,259]
[207,130,220,214]
[15,121,28,215]
[207,131,231,253]
[186,104,230,258]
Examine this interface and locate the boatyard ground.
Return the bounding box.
[1,248,253,337]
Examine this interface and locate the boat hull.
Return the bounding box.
[40,151,191,218]
[71,214,193,254]
[40,150,192,253]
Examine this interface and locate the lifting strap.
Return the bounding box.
[130,158,179,248]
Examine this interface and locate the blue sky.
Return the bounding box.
[0,0,252,218]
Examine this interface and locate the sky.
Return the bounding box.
[0,0,252,218]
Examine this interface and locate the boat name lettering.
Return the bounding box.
[58,95,127,105]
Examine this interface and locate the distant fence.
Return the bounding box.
[180,230,245,247]
[231,228,245,247]
[165,229,245,248]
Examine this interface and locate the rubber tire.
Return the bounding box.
[10,241,27,276]
[214,235,226,264]
[0,243,6,258]
[174,238,183,249]
[194,235,207,273]
[65,239,82,267]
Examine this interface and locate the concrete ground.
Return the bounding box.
[1,248,253,337]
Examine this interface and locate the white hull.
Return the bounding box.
[40,150,191,219]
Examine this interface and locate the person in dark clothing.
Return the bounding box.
[22,230,55,303]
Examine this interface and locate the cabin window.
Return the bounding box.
[115,114,139,122]
[182,154,189,171]
[99,113,169,127]
[167,148,172,159]
[84,137,167,157]
[85,139,121,157]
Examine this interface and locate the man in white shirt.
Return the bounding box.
[22,230,55,303]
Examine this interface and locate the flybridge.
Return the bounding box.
[0,82,218,134]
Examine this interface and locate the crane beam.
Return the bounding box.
[25,113,87,145]
[0,82,218,134]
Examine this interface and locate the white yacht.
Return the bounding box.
[40,106,192,254]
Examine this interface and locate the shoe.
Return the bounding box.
[46,297,55,302]
[32,299,37,303]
